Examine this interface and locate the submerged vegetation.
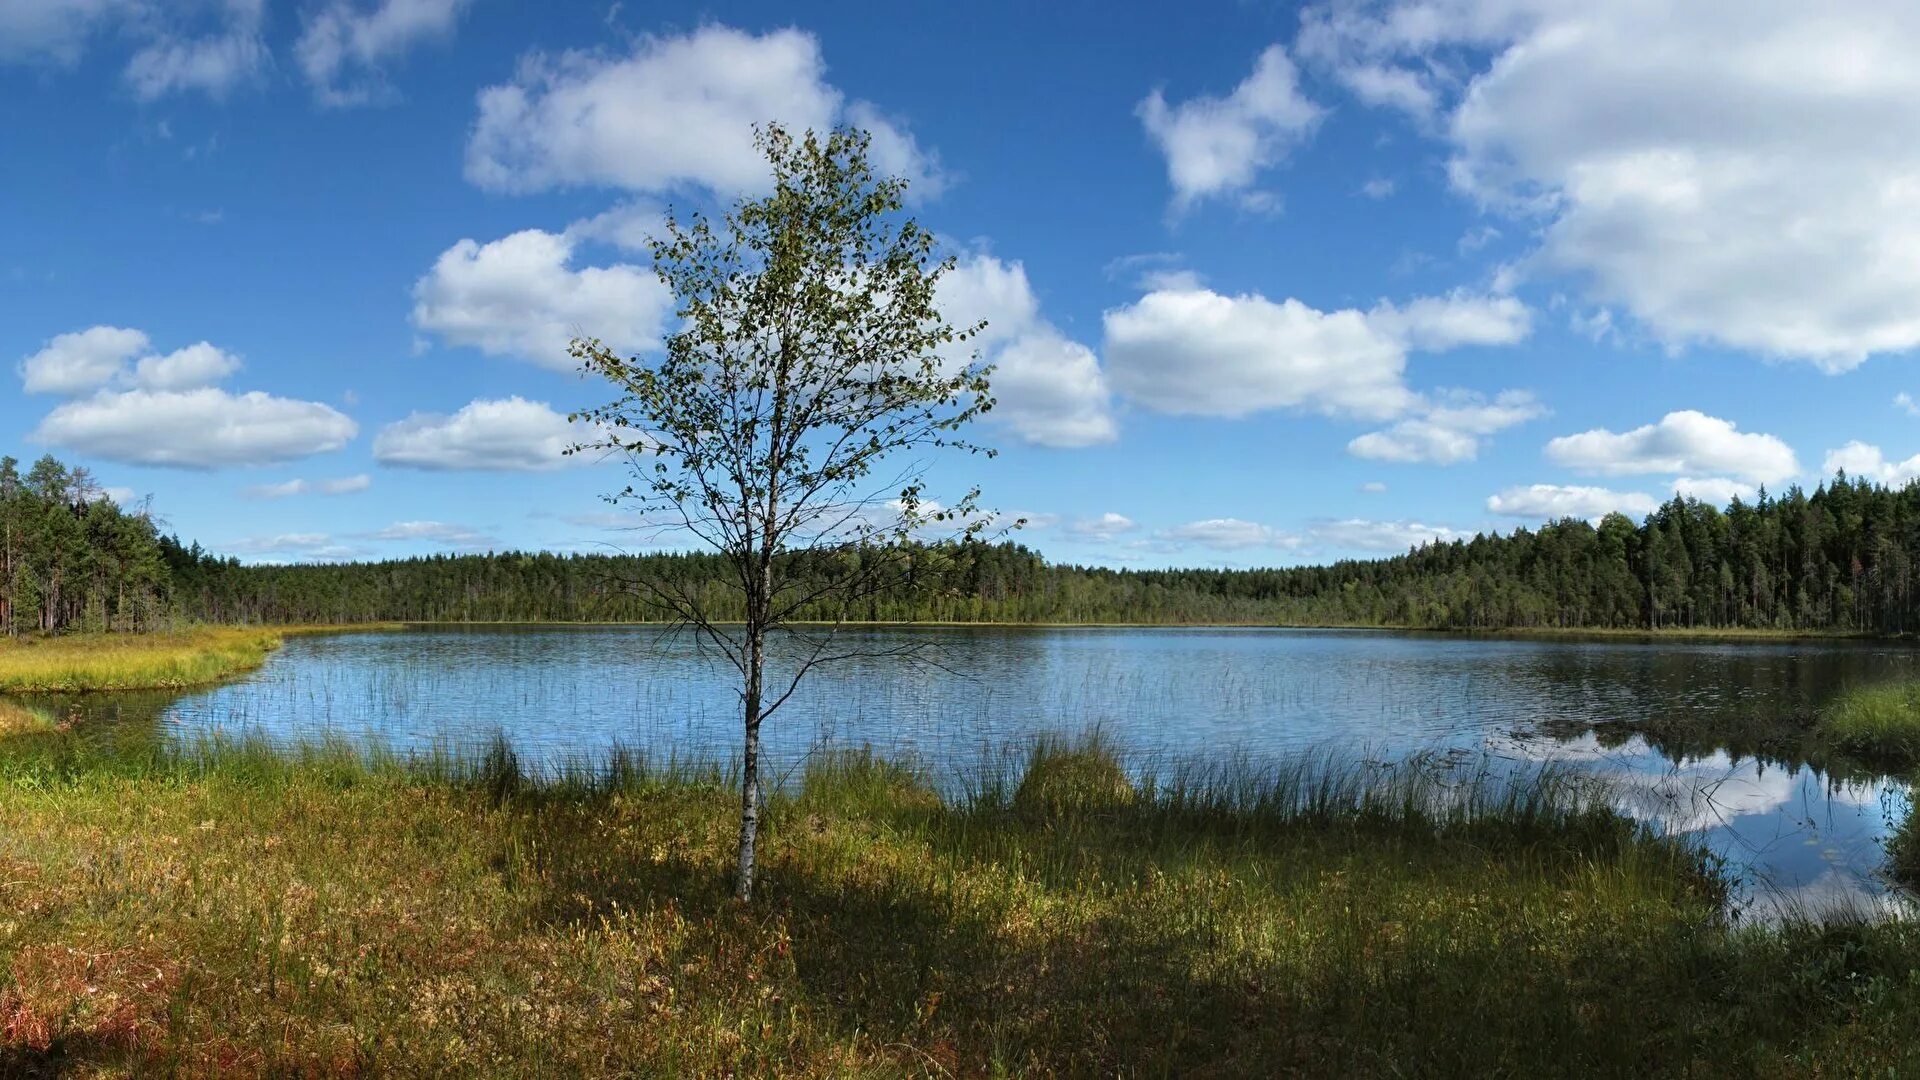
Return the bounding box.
[2,727,1920,1075]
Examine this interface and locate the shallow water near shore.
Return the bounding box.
[29,625,1920,918]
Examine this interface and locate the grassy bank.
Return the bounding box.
[0,626,404,694]
[2,731,1919,1076]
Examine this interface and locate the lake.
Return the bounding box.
[67,626,1920,918]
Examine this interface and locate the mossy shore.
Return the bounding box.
[1,726,1919,1077]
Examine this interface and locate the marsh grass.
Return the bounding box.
[0,626,403,694]
[4,726,1920,1075]
[1823,680,1920,770]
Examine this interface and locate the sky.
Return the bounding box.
[6,0,1920,568]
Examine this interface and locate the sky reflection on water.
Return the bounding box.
[154,626,1920,918]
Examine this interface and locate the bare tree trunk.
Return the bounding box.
[736,619,766,902]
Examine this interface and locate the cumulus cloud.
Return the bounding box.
[1824,442,1920,487]
[1347,389,1546,464]
[1545,411,1799,486]
[33,388,358,468]
[1300,0,1920,368]
[1137,45,1322,212]
[374,396,595,472]
[936,254,1115,447]
[1308,519,1468,553]
[411,228,671,369]
[132,342,242,390]
[1671,476,1759,505]
[466,25,942,198]
[122,0,267,101]
[21,328,246,396]
[1159,518,1294,551]
[1102,283,1528,421]
[1064,513,1138,541]
[296,0,472,106]
[1487,484,1659,522]
[19,326,151,395]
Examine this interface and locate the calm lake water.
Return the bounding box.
[74,627,1920,918]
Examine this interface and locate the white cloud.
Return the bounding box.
[219,533,365,562]
[1545,411,1799,486]
[1671,476,1758,505]
[1360,481,1388,493]
[1366,291,1532,352]
[1824,441,1920,487]
[122,0,266,101]
[33,388,358,468]
[466,25,941,198]
[21,328,246,397]
[1487,484,1658,522]
[411,228,671,369]
[1307,519,1468,553]
[1359,177,1396,199]
[374,396,594,472]
[296,0,472,106]
[1159,518,1294,551]
[132,342,241,390]
[244,474,371,499]
[0,0,139,64]
[1302,0,1920,368]
[367,520,492,547]
[1897,392,1920,418]
[937,254,1115,447]
[1102,284,1528,420]
[1064,512,1138,541]
[1347,389,1545,464]
[1137,45,1322,212]
[2,0,263,99]
[19,326,150,395]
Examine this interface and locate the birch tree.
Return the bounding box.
[569,125,997,901]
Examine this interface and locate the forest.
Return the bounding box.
[0,455,170,635]
[14,449,1920,634]
[162,470,1920,633]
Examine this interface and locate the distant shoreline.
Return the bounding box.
[362,619,1896,643]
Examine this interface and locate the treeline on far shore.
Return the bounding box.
[156,471,1920,634]
[11,446,1920,635]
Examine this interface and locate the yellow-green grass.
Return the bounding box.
[0,698,47,736]
[3,732,1920,1077]
[0,626,400,694]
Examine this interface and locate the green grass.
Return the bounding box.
[1822,680,1920,768]
[3,727,1920,1076]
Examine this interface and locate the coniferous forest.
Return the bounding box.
[15,451,1920,634]
[163,470,1920,634]
[0,455,170,635]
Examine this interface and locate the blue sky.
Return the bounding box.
[6,0,1920,567]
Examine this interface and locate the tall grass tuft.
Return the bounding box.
[1823,679,1920,765]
